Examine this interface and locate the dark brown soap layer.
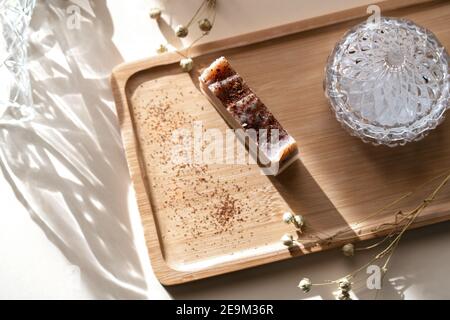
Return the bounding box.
[202,61,237,86]
[209,75,288,142]
[210,75,251,106]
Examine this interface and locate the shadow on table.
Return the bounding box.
[167,220,450,300]
[0,0,148,299]
[268,159,355,254]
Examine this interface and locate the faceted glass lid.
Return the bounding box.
[325,17,449,146]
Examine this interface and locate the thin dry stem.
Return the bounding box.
[310,171,450,290]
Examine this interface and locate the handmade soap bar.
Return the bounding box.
[199,57,298,175]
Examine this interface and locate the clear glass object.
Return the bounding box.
[0,0,36,123]
[325,17,449,147]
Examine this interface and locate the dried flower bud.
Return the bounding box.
[156,44,168,54]
[298,278,312,293]
[342,243,354,257]
[337,290,352,300]
[282,211,294,224]
[282,212,304,230]
[338,278,352,292]
[198,18,212,32]
[175,25,188,38]
[206,0,216,8]
[281,233,294,247]
[293,214,305,229]
[149,7,162,20]
[180,58,194,72]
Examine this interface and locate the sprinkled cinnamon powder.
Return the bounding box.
[212,193,241,231]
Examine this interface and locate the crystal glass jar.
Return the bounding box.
[0,0,36,123]
[324,17,449,147]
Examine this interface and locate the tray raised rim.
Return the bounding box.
[110,0,444,285]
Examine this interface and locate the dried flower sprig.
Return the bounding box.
[151,0,218,72]
[321,170,450,246]
[280,212,306,249]
[293,170,450,299]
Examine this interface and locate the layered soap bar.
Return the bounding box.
[199,57,298,175]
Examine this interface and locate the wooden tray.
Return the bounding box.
[111,0,450,285]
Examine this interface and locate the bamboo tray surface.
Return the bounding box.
[111,0,450,285]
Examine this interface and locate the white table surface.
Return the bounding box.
[1,0,449,300]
